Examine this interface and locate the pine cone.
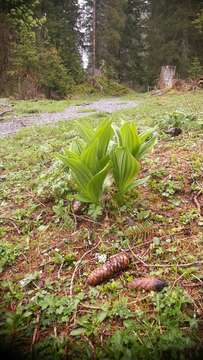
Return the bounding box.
[128,277,167,291]
[87,253,129,286]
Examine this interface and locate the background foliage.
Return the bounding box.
[0,0,203,98]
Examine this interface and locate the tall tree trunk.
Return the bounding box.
[92,0,96,82]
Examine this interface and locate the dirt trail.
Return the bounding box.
[0,98,137,138]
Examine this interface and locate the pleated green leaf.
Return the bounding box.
[85,162,111,204]
[77,120,95,143]
[94,119,113,159]
[136,135,157,160]
[111,147,140,195]
[119,122,140,156]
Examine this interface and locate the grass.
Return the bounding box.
[118,90,203,126]
[0,91,203,359]
[9,95,102,116]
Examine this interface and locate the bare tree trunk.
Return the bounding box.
[92,0,96,84]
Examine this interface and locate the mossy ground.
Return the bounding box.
[0,91,203,359]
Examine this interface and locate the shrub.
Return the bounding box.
[155,111,198,131]
[72,75,130,97]
[0,241,20,273]
[38,47,73,98]
[58,119,113,204]
[188,57,202,79]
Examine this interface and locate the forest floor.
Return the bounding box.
[0,91,203,359]
[0,98,137,137]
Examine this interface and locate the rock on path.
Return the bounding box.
[0,98,137,138]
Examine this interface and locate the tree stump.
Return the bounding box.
[158,65,176,89]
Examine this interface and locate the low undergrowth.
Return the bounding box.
[0,92,203,359]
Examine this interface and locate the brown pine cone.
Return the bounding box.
[87,253,129,286]
[128,277,167,291]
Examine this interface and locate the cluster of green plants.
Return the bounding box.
[0,288,84,339]
[58,119,157,206]
[72,76,130,97]
[97,288,198,360]
[149,177,183,199]
[0,241,20,273]
[18,287,198,360]
[0,283,199,360]
[154,111,200,131]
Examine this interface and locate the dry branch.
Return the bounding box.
[0,217,21,234]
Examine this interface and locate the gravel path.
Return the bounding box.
[0,98,137,138]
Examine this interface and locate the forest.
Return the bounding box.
[0,1,203,360]
[0,0,203,98]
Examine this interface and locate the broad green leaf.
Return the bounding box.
[77,120,95,143]
[70,139,85,154]
[81,141,109,175]
[86,162,111,203]
[112,124,122,145]
[134,176,150,188]
[111,147,140,195]
[119,122,140,156]
[94,119,113,159]
[61,151,92,194]
[136,135,157,160]
[121,177,148,193]
[97,310,108,323]
[70,328,85,336]
[138,128,155,143]
[79,120,112,175]
[81,141,99,175]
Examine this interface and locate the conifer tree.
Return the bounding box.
[120,0,147,87]
[146,0,203,84]
[40,0,83,83]
[84,0,126,79]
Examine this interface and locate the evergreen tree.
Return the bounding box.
[84,0,126,79]
[146,0,203,84]
[120,0,148,87]
[40,0,84,83]
[0,0,41,95]
[1,0,203,95]
[0,0,84,97]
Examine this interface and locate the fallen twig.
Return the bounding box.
[57,262,64,279]
[0,217,21,234]
[193,190,202,215]
[41,239,69,255]
[31,312,41,350]
[137,257,203,268]
[155,260,203,268]
[83,336,96,360]
[128,246,149,267]
[171,272,186,289]
[183,282,203,287]
[75,214,101,225]
[70,239,101,296]
[128,246,203,269]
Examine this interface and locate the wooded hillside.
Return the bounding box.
[0,0,203,97]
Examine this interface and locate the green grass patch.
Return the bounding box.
[0,91,203,359]
[11,95,101,115]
